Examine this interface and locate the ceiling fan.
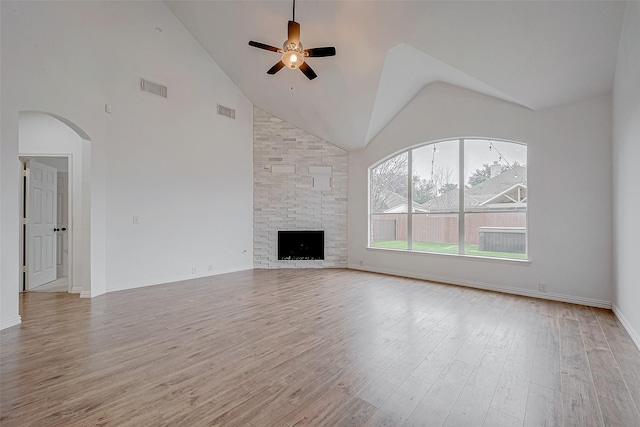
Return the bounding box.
[248,0,336,80]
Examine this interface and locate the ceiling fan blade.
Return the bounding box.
[249,41,282,53]
[299,62,317,80]
[267,61,286,75]
[304,47,336,58]
[288,21,301,44]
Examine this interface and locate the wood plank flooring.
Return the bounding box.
[1,268,639,426]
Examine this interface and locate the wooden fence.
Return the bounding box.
[371,212,526,245]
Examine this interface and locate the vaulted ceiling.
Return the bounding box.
[166,1,626,151]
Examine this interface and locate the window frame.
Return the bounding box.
[368,137,528,261]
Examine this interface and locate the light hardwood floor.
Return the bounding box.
[1,269,639,426]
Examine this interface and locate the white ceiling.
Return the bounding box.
[165,1,626,151]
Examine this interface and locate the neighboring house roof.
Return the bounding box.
[380,191,406,212]
[479,183,527,207]
[383,201,430,214]
[425,166,527,212]
[376,166,526,213]
[380,191,430,214]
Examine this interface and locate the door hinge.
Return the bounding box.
[22,266,28,273]
[23,169,27,177]
[22,218,27,225]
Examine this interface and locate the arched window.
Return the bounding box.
[369,138,527,259]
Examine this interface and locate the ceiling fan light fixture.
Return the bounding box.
[282,41,304,69]
[282,50,304,69]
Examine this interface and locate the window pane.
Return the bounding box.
[370,152,408,249]
[464,140,527,259]
[411,140,459,253]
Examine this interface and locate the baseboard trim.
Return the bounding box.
[79,291,92,298]
[106,266,254,294]
[612,304,640,351]
[70,287,82,294]
[1,315,22,330]
[347,264,612,309]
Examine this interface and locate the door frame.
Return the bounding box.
[20,155,73,293]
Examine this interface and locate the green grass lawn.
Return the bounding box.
[372,240,527,260]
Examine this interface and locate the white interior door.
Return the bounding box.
[56,172,68,278]
[28,160,57,289]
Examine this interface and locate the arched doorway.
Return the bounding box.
[18,112,92,295]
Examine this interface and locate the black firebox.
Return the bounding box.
[278,231,324,260]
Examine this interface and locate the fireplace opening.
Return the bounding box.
[278,231,324,260]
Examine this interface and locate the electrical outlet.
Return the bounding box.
[538,282,547,292]
[208,264,213,271]
[192,267,197,274]
[359,260,363,266]
[133,215,139,225]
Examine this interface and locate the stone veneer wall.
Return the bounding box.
[253,107,348,268]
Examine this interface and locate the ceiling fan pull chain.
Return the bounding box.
[292,0,295,22]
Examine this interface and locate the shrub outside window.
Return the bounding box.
[369,138,527,260]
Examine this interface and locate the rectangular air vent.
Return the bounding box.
[217,104,236,119]
[140,78,167,98]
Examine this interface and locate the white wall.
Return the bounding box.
[0,0,22,328]
[1,1,253,328]
[613,2,640,347]
[349,83,613,307]
[19,112,91,295]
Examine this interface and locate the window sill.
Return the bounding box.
[366,246,531,265]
